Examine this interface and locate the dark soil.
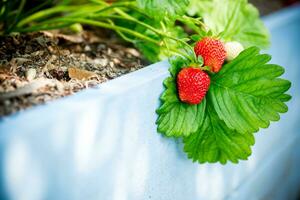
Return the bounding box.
[0,30,144,116]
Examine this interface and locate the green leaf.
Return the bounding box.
[187,0,213,17]
[137,0,189,21]
[188,0,270,49]
[183,101,254,164]
[210,47,291,134]
[156,57,206,137]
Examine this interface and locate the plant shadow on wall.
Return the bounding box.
[0,0,292,164]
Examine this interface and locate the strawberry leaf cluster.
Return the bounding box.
[156,47,291,164]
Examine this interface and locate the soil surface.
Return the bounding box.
[0,30,144,116]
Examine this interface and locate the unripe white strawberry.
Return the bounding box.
[225,41,244,61]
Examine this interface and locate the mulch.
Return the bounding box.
[0,30,144,116]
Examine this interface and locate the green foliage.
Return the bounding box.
[188,0,270,49]
[156,48,291,163]
[183,103,254,164]
[210,47,291,134]
[137,0,189,21]
[0,0,53,34]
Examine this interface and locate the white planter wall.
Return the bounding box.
[0,6,300,200]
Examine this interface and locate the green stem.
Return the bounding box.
[92,4,194,59]
[8,0,26,32]
[92,1,135,14]
[18,17,160,45]
[180,15,208,31]
[17,5,100,27]
[91,0,147,17]
[106,19,136,43]
[110,10,195,60]
[92,2,161,35]
[72,18,160,45]
[15,0,26,21]
[15,22,74,32]
[115,9,195,59]
[89,13,130,20]
[160,21,173,58]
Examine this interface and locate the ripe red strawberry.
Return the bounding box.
[177,67,210,104]
[194,37,226,73]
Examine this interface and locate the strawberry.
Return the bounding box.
[225,41,244,61]
[177,67,210,104]
[194,37,226,73]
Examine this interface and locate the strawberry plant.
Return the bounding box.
[153,0,291,164]
[0,0,291,164]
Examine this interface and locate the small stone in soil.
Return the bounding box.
[26,68,37,81]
